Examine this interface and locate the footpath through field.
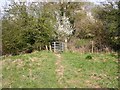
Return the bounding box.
[55,54,67,88]
[2,51,118,88]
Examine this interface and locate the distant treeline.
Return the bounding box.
[2,1,120,55]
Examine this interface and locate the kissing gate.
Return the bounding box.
[51,41,65,53]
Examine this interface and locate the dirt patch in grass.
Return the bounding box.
[55,54,66,87]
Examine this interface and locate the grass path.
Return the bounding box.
[55,54,66,88]
[55,53,104,88]
[2,51,118,88]
[55,54,63,83]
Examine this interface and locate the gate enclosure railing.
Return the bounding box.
[51,41,65,53]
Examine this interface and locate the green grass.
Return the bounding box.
[61,52,118,88]
[2,51,118,88]
[2,51,59,88]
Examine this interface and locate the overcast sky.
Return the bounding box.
[0,0,106,13]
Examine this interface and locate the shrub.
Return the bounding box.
[85,55,92,59]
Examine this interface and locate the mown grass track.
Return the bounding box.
[2,51,118,88]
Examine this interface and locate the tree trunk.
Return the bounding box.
[45,45,48,51]
[49,44,52,52]
[39,46,41,51]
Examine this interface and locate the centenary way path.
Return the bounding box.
[55,54,67,88]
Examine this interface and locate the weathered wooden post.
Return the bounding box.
[61,42,64,52]
[91,40,94,53]
[54,42,56,53]
[65,38,68,52]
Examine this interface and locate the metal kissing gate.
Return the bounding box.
[51,41,65,53]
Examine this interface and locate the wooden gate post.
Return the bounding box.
[54,42,56,53]
[91,40,94,53]
[61,42,64,52]
[65,38,68,52]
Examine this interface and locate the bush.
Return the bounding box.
[85,55,92,59]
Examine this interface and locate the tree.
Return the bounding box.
[92,1,120,52]
[2,2,57,55]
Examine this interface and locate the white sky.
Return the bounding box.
[0,0,106,13]
[90,0,106,3]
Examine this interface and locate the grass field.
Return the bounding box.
[2,51,119,88]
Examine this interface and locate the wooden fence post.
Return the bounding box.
[54,42,56,53]
[61,42,64,52]
[65,38,68,52]
[91,41,94,53]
